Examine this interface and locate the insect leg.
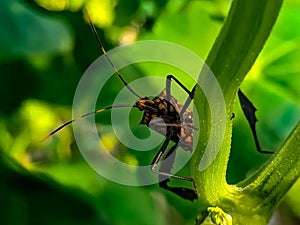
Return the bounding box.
[151,135,198,201]
[238,89,273,154]
[166,75,193,97]
[165,75,195,115]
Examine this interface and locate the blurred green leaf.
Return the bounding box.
[114,0,140,26]
[0,0,73,61]
[0,152,104,225]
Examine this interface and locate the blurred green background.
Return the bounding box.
[0,0,299,224]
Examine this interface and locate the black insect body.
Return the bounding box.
[42,11,198,201]
[133,88,198,201]
[136,90,194,152]
[43,11,273,202]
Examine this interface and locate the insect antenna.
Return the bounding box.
[41,104,136,142]
[42,12,143,142]
[85,10,142,99]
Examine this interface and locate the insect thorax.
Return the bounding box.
[134,90,193,152]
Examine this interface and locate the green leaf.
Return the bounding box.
[0,0,73,61]
[0,152,104,225]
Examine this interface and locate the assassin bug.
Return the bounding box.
[43,11,273,201]
[42,11,198,201]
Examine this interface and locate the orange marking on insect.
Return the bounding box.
[159,89,167,97]
[185,136,192,143]
[158,103,165,110]
[151,113,158,118]
[180,128,186,137]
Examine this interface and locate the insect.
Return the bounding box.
[43,11,273,202]
[42,11,198,201]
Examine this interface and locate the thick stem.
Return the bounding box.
[190,0,297,224]
[238,123,300,214]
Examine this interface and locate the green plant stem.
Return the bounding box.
[189,0,300,224]
[238,123,300,214]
